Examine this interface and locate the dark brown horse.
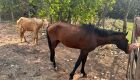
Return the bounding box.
[46,22,129,80]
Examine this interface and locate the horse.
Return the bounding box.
[17,17,49,44]
[46,22,129,80]
[127,16,140,80]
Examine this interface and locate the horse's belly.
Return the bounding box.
[61,42,79,49]
[25,27,34,31]
[61,40,88,49]
[22,22,36,31]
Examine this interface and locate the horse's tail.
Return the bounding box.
[16,17,24,33]
[46,26,52,49]
[17,17,25,25]
[46,27,53,62]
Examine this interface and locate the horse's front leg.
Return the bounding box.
[69,50,88,80]
[69,55,82,80]
[81,54,88,77]
[35,34,38,44]
[33,31,38,45]
[20,29,26,42]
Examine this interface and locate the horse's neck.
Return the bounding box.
[34,19,43,27]
[97,37,113,46]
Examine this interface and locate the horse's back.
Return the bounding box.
[48,22,81,40]
[17,17,38,31]
[17,17,35,26]
[48,22,96,49]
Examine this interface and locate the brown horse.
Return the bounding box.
[46,22,129,80]
[17,17,49,44]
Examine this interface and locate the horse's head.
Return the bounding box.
[42,19,49,27]
[113,32,129,53]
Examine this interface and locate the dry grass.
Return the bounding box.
[0,22,129,80]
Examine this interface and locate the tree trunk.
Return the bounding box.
[58,10,63,21]
[123,16,127,32]
[58,0,63,21]
[102,5,107,28]
[50,15,53,24]
[101,1,110,28]
[123,0,132,32]
[111,19,116,30]
[96,16,102,27]
[102,17,105,28]
[11,11,14,21]
[0,13,1,22]
[67,10,71,23]
[11,0,14,21]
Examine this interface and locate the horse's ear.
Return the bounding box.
[42,19,46,21]
[125,32,128,36]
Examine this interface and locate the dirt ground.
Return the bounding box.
[0,22,129,80]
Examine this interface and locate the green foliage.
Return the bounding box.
[1,0,139,22]
[0,0,117,23]
[38,8,47,17]
[126,21,133,43]
[0,0,136,42]
[107,0,139,19]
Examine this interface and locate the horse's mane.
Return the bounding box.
[80,24,125,37]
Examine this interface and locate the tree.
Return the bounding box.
[96,0,116,28]
[0,0,117,23]
[123,0,132,32]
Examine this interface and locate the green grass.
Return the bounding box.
[126,21,133,43]
[104,19,134,43]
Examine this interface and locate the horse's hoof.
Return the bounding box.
[126,75,128,78]
[20,41,24,43]
[24,40,27,42]
[69,77,73,80]
[33,43,37,45]
[54,67,58,71]
[82,74,87,78]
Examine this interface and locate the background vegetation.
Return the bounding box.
[0,0,139,42]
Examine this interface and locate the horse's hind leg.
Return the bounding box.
[49,40,59,69]
[70,49,89,80]
[20,28,26,42]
